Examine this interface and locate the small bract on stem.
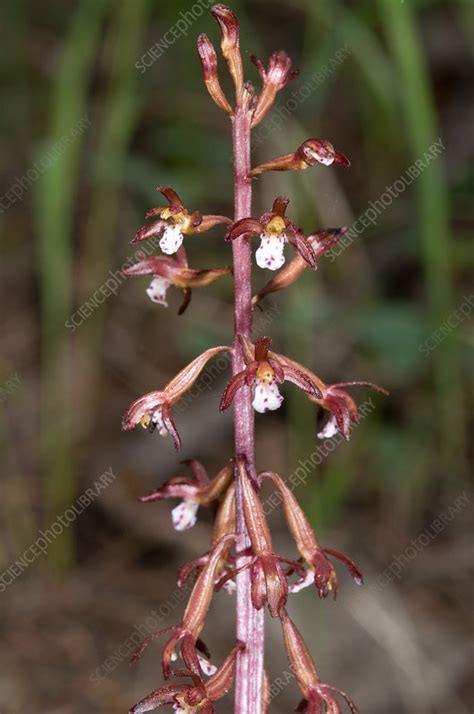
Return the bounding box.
[122,4,387,713]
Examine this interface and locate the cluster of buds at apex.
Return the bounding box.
[130,535,236,681]
[220,336,322,415]
[123,249,231,316]
[139,460,233,532]
[260,472,363,599]
[253,227,347,306]
[131,186,231,256]
[281,610,359,713]
[216,458,305,617]
[249,138,350,178]
[226,197,317,271]
[178,483,236,592]
[128,640,244,714]
[122,346,231,450]
[250,50,299,127]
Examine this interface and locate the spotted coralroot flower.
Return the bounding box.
[123,250,232,315]
[139,460,233,532]
[271,352,388,440]
[281,610,359,713]
[220,336,322,415]
[226,197,316,271]
[129,640,244,714]
[250,50,299,127]
[312,380,389,440]
[260,472,363,599]
[123,346,231,449]
[178,483,236,593]
[131,186,231,256]
[216,458,305,617]
[253,227,347,306]
[249,137,350,178]
[131,534,237,680]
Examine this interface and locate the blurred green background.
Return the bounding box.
[0,0,472,712]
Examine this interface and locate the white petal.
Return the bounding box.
[289,570,315,593]
[146,276,170,306]
[255,232,286,271]
[171,500,199,531]
[159,224,183,255]
[173,706,186,714]
[307,148,334,166]
[151,408,169,437]
[252,378,284,414]
[317,415,338,439]
[198,653,217,677]
[222,578,237,595]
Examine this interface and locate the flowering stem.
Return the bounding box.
[231,104,265,713]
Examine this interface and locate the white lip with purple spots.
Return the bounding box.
[171,500,200,531]
[255,231,286,270]
[159,223,184,255]
[146,276,170,306]
[252,378,284,413]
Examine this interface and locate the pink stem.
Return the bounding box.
[231,105,265,713]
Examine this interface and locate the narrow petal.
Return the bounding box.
[219,369,249,412]
[226,217,263,241]
[281,363,323,399]
[128,684,186,714]
[131,218,166,244]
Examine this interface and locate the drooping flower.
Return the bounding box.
[250,50,299,127]
[252,227,347,306]
[123,251,232,315]
[139,460,233,532]
[281,609,359,713]
[129,640,244,713]
[249,137,350,177]
[271,352,388,440]
[130,535,236,680]
[220,336,322,415]
[122,346,231,449]
[226,197,317,271]
[216,458,305,617]
[131,186,231,256]
[260,471,363,599]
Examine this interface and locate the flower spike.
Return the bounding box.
[281,610,359,713]
[226,197,317,271]
[251,50,299,127]
[252,227,347,305]
[210,4,244,102]
[123,346,231,449]
[139,460,233,532]
[249,138,350,178]
[220,336,322,415]
[131,186,231,256]
[260,471,363,598]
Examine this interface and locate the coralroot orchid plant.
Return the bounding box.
[123,6,388,713]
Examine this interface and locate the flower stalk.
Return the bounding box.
[123,5,388,712]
